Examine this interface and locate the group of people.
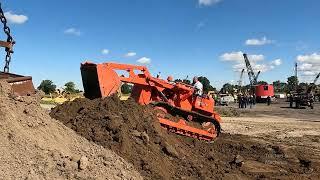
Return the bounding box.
[238,94,256,109]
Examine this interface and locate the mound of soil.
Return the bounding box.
[0,81,141,179]
[51,96,320,180]
[215,106,241,117]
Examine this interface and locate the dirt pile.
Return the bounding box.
[215,106,241,117]
[51,96,320,180]
[0,81,141,179]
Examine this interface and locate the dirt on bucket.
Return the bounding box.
[50,96,320,180]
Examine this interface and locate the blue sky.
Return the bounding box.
[1,0,320,89]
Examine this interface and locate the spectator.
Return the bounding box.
[243,95,247,108]
[238,94,242,108]
[249,95,254,108]
[267,96,271,106]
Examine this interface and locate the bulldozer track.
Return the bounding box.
[151,101,221,136]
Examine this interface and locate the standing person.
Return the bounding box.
[246,95,249,107]
[267,96,271,106]
[249,95,253,109]
[192,76,203,96]
[289,94,293,108]
[243,95,247,108]
[238,94,242,108]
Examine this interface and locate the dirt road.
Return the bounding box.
[218,101,320,179]
[222,101,320,138]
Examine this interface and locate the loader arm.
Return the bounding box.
[81,62,193,102]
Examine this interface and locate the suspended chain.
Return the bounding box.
[0,2,15,73]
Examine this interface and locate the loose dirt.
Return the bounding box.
[51,96,320,180]
[215,106,240,117]
[0,81,141,179]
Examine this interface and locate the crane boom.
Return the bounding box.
[238,69,245,86]
[306,72,320,94]
[243,53,257,86]
[255,71,261,82]
[313,72,320,84]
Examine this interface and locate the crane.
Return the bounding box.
[255,71,261,82]
[242,53,275,102]
[238,69,245,86]
[307,72,320,94]
[313,72,320,84]
[243,53,260,86]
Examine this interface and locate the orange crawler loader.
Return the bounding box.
[80,62,221,140]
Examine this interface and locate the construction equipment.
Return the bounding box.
[237,69,245,87]
[0,3,35,96]
[243,53,274,101]
[80,62,221,141]
[243,54,260,86]
[289,63,319,109]
[307,72,320,94]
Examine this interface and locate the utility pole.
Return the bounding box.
[294,62,298,91]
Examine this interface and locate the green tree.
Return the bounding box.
[273,80,281,92]
[174,79,191,85]
[257,81,268,85]
[298,82,309,93]
[273,80,288,93]
[221,83,235,94]
[183,79,191,85]
[64,81,78,93]
[37,80,56,94]
[287,76,298,92]
[198,76,215,93]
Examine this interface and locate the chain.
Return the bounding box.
[0,2,14,73]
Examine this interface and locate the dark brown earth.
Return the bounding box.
[50,96,320,180]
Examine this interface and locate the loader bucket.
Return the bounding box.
[0,72,36,96]
[81,62,121,99]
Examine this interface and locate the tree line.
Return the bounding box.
[38,75,318,95]
[220,75,319,95]
[37,80,81,94]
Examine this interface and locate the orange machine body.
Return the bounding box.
[81,62,221,140]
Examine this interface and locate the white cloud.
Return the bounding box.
[198,0,222,6]
[271,59,282,66]
[232,63,272,73]
[4,11,28,24]
[296,53,320,78]
[220,51,264,62]
[253,64,271,73]
[137,57,151,64]
[245,36,274,46]
[232,63,245,70]
[125,52,137,57]
[64,28,81,36]
[221,51,281,73]
[302,71,316,76]
[298,63,313,71]
[101,49,110,55]
[297,53,320,64]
